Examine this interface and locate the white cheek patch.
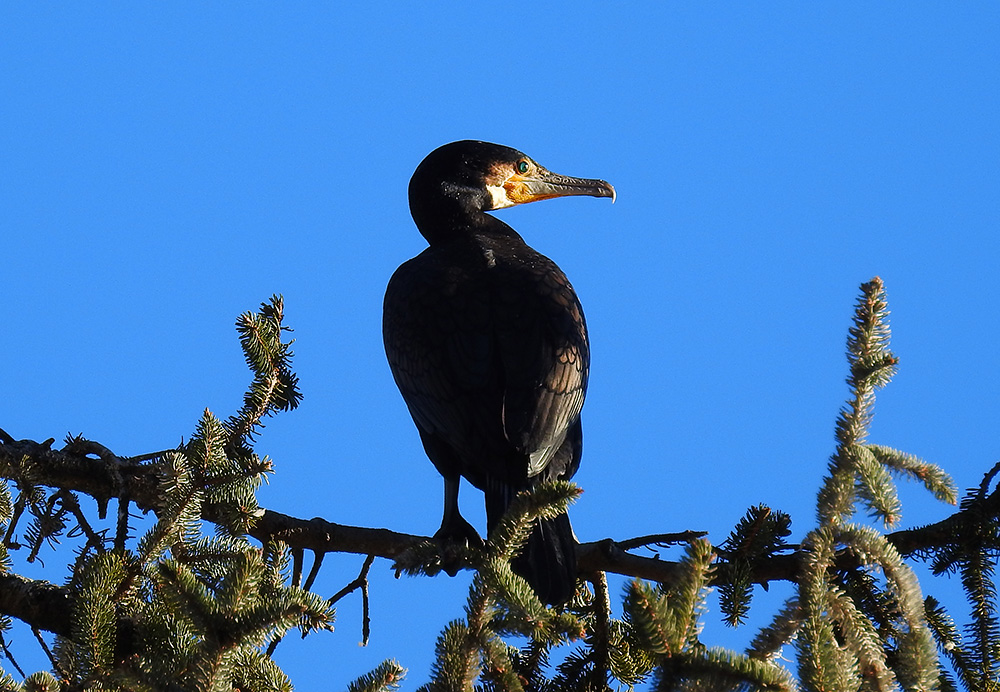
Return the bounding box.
[486,182,514,210]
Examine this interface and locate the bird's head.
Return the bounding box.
[408,140,615,242]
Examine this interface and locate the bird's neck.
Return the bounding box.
[415,210,524,247]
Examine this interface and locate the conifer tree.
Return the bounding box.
[0,282,998,690]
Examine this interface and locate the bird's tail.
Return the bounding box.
[485,480,578,606]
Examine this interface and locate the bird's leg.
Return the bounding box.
[434,476,483,546]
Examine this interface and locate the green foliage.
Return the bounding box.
[0,297,340,691]
[787,278,951,691]
[624,541,712,658]
[716,506,792,627]
[21,672,61,692]
[916,464,1000,690]
[413,482,586,692]
[346,659,406,692]
[44,421,335,692]
[3,283,999,690]
[410,503,792,691]
[621,542,795,691]
[227,295,302,455]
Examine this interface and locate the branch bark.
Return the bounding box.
[0,572,72,637]
[0,431,991,637]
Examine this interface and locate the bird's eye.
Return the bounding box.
[516,160,530,174]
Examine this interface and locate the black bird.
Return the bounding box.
[383,140,614,604]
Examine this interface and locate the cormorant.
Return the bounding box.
[383,140,614,605]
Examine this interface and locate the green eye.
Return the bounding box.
[516,160,530,174]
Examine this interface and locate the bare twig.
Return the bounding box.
[31,626,67,679]
[329,554,377,607]
[361,554,373,646]
[59,490,106,554]
[291,548,304,588]
[616,531,708,552]
[589,570,611,686]
[325,554,376,646]
[303,550,325,593]
[115,495,130,553]
[123,449,174,464]
[0,632,25,678]
[4,490,28,550]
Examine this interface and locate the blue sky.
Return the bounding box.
[3,4,999,688]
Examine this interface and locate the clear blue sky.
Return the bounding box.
[3,4,999,688]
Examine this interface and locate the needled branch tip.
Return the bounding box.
[795,278,952,691]
[227,294,303,454]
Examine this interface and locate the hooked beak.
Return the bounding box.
[501,167,616,207]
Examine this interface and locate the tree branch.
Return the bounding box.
[0,430,992,637]
[0,572,72,637]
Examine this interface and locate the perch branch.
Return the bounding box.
[0,430,993,638]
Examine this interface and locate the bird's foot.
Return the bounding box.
[434,514,484,546]
[433,515,484,576]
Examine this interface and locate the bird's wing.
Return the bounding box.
[491,253,589,478]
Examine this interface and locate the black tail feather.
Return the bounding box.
[485,479,577,606]
[514,512,577,605]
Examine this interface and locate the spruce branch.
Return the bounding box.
[346,659,406,692]
[917,464,1000,689]
[5,412,336,692]
[620,539,794,690]
[748,597,803,662]
[226,294,302,455]
[818,277,902,527]
[0,671,21,692]
[868,444,958,506]
[228,648,294,692]
[792,278,947,691]
[416,485,591,692]
[717,505,792,627]
[0,284,991,690]
[925,596,976,691]
[22,671,61,692]
[0,427,993,640]
[655,647,798,692]
[487,481,581,565]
